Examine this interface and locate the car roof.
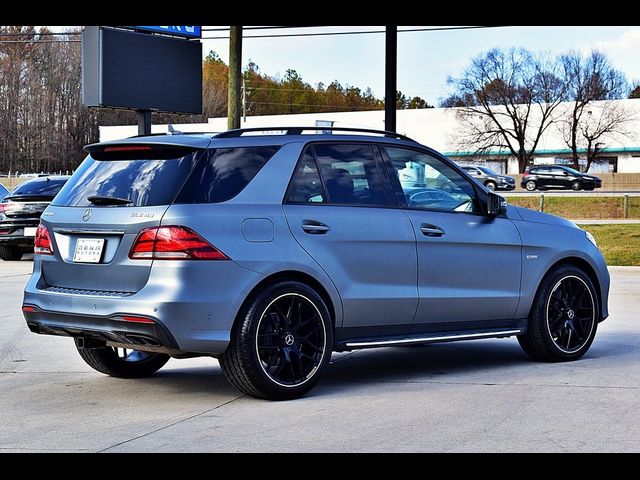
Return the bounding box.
[85,127,422,152]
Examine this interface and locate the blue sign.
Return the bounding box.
[132,26,202,39]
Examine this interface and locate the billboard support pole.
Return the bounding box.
[385,26,397,133]
[137,110,152,136]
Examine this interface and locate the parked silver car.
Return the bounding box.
[462,165,516,191]
[22,127,610,400]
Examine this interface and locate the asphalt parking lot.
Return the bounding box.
[1,260,639,453]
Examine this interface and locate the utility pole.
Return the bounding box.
[385,26,398,133]
[242,77,247,123]
[228,26,243,130]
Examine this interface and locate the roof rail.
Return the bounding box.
[214,126,416,142]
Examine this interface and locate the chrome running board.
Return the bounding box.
[344,329,524,349]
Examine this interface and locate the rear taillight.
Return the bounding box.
[523,172,530,177]
[34,224,54,255]
[129,226,228,261]
[0,203,16,214]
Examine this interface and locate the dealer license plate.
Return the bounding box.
[73,238,105,264]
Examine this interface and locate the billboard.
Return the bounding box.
[82,27,202,114]
[131,26,202,39]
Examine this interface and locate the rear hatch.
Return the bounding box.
[0,177,67,236]
[40,142,208,294]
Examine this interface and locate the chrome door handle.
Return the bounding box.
[302,222,331,234]
[421,224,445,237]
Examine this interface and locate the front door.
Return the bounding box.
[382,146,522,328]
[284,143,418,329]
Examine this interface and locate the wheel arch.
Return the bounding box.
[534,256,602,320]
[234,270,338,332]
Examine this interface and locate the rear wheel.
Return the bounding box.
[220,281,333,400]
[525,181,537,191]
[75,341,170,378]
[571,181,582,191]
[518,265,598,362]
[0,246,23,261]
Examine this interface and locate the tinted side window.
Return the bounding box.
[313,143,387,206]
[175,146,279,204]
[287,148,326,204]
[385,147,478,213]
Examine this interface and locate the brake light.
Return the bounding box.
[129,226,228,260]
[103,145,153,153]
[34,224,54,255]
[0,203,16,214]
[523,172,529,177]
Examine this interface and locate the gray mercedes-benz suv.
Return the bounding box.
[22,127,610,400]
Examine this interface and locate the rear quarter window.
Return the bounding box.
[174,146,280,204]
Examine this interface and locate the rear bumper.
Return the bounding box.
[23,306,179,350]
[0,235,34,248]
[23,257,265,355]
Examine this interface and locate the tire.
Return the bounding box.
[219,281,333,400]
[518,265,599,362]
[76,341,170,378]
[0,246,23,261]
[485,181,497,191]
[525,181,537,191]
[571,181,582,191]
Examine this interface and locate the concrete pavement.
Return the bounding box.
[1,260,639,452]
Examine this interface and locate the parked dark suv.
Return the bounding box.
[0,176,69,261]
[522,166,602,192]
[461,165,515,191]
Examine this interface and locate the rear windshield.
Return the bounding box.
[9,178,68,199]
[52,146,279,208]
[52,153,200,207]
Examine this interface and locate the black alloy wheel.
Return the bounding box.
[518,265,598,362]
[220,281,333,400]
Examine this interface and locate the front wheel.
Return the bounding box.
[220,281,333,400]
[485,181,497,191]
[525,181,537,191]
[518,265,598,362]
[76,341,170,378]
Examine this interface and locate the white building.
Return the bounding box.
[100,99,640,174]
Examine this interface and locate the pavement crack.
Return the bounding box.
[97,395,245,453]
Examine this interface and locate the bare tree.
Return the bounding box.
[576,101,635,172]
[446,48,566,173]
[559,50,629,171]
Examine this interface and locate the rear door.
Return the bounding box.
[40,145,203,293]
[283,143,418,330]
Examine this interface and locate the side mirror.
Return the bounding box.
[487,191,507,217]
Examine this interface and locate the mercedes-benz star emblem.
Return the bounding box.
[284,334,295,347]
[82,209,93,222]
[567,310,575,320]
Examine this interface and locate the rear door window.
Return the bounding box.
[175,146,280,204]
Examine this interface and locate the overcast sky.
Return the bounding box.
[199,26,640,106]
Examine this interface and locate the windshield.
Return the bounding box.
[562,166,582,175]
[8,178,68,199]
[52,153,200,207]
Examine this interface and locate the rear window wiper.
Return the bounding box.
[87,196,133,206]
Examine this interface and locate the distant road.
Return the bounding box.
[506,191,640,197]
